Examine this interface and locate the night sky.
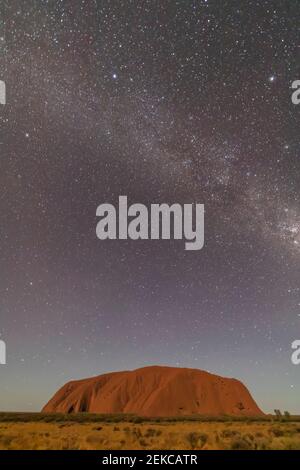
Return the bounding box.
[0,0,299,413]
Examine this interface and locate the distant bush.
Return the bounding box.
[0,411,299,425]
[274,409,282,421]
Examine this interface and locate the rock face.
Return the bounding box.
[42,365,263,417]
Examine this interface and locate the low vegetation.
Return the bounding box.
[2,412,298,424]
[0,413,300,450]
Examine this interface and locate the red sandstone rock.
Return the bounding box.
[42,365,263,417]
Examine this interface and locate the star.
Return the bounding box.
[0,0,299,417]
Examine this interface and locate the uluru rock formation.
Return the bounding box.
[42,365,263,417]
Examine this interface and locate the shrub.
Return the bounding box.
[145,428,162,438]
[139,439,148,447]
[220,429,240,438]
[186,432,208,449]
[270,427,285,437]
[85,434,104,447]
[230,437,252,450]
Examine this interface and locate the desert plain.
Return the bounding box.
[0,413,300,450]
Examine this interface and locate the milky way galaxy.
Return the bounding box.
[0,1,299,412]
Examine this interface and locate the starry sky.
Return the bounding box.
[0,0,299,413]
